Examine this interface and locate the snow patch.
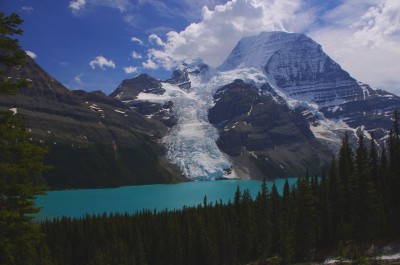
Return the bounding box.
[9,108,17,115]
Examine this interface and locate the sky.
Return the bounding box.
[2,0,400,95]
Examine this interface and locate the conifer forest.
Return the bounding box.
[36,120,400,265]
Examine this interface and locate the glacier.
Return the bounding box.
[130,31,400,180]
[137,63,272,180]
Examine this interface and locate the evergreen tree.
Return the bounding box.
[354,134,381,239]
[369,132,379,188]
[0,12,29,94]
[255,178,272,259]
[0,11,48,265]
[293,178,317,260]
[280,179,294,264]
[327,155,345,241]
[270,182,281,255]
[337,133,354,226]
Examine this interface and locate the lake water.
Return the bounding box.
[35,178,297,220]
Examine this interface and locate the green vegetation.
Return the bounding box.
[0,12,48,265]
[44,141,178,189]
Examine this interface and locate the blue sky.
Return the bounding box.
[2,0,400,95]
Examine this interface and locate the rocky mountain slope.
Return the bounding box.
[2,31,399,186]
[219,32,400,147]
[0,56,184,188]
[113,31,400,180]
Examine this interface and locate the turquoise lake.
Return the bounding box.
[35,178,297,220]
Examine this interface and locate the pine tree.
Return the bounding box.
[0,11,48,265]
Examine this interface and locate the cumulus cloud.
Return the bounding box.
[89,56,116,70]
[143,0,399,93]
[69,0,86,10]
[131,51,142,59]
[123,66,138,74]
[25,50,37,59]
[310,0,400,93]
[131,37,143,45]
[149,34,165,46]
[142,59,158,69]
[352,0,400,47]
[145,0,313,70]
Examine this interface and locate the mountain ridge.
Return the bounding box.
[1,30,399,186]
[112,31,400,180]
[0,56,184,188]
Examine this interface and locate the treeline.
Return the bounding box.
[35,113,400,265]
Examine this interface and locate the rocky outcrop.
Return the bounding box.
[110,74,176,127]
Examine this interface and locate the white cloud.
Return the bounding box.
[123,66,138,74]
[21,6,34,13]
[69,0,86,11]
[131,51,142,59]
[144,0,399,93]
[142,59,158,69]
[89,56,116,70]
[149,34,165,46]
[25,50,37,59]
[131,37,143,45]
[146,0,313,70]
[352,0,400,47]
[74,74,84,85]
[310,0,400,93]
[69,0,131,13]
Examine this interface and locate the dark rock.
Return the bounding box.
[0,56,184,188]
[109,74,165,100]
[208,79,331,178]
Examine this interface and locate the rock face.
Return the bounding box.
[219,32,400,148]
[110,74,176,127]
[208,79,330,178]
[0,57,184,189]
[219,32,364,106]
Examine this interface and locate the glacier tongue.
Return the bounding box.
[158,66,270,180]
[138,78,234,180]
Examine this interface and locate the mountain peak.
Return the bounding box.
[218,31,307,71]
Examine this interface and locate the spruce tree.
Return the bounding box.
[280,179,294,264]
[255,178,272,259]
[0,11,48,265]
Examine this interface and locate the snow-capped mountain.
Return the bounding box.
[111,31,400,180]
[219,32,363,106]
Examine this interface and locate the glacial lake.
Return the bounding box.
[35,178,297,220]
